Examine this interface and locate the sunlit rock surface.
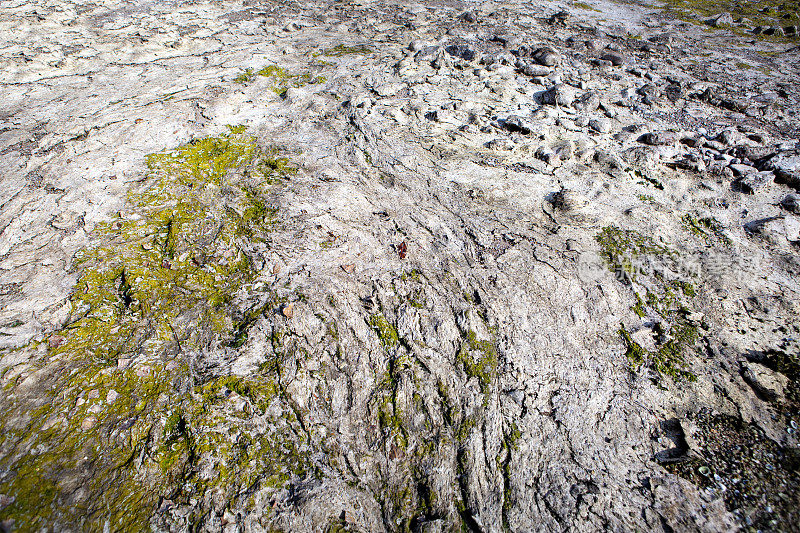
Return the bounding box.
[1,0,799,531]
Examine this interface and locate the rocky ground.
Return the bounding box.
[1,0,799,531]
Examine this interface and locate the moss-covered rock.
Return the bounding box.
[235,63,327,95]
[318,44,372,57]
[368,313,399,348]
[457,330,499,393]
[598,225,699,383]
[0,130,308,531]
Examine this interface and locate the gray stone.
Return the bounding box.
[671,153,707,173]
[786,215,800,241]
[503,115,533,134]
[535,146,562,167]
[589,118,612,133]
[516,59,551,77]
[764,151,800,189]
[717,129,744,146]
[445,43,477,62]
[574,91,601,112]
[707,13,733,27]
[552,140,574,161]
[409,40,430,52]
[638,131,677,145]
[762,26,785,36]
[780,193,800,214]
[542,83,576,106]
[637,84,658,98]
[532,46,561,67]
[548,10,570,24]
[459,10,478,23]
[735,172,774,194]
[729,163,758,177]
[486,137,516,150]
[600,52,625,66]
[550,187,589,212]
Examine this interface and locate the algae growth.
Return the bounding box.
[457,330,499,393]
[0,130,309,531]
[597,225,699,382]
[234,63,327,96]
[56,128,289,362]
[318,44,373,57]
[368,313,400,348]
[596,225,673,280]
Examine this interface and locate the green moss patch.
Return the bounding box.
[368,314,399,348]
[597,225,700,383]
[372,346,411,448]
[235,63,327,95]
[620,319,698,383]
[394,270,426,309]
[457,331,499,393]
[234,68,256,84]
[620,281,700,383]
[0,130,307,531]
[681,213,730,245]
[318,44,372,57]
[58,129,290,362]
[596,225,672,280]
[572,1,601,11]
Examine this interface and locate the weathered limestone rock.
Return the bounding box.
[742,362,790,402]
[1,0,799,532]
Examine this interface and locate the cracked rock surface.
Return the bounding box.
[1,0,799,531]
